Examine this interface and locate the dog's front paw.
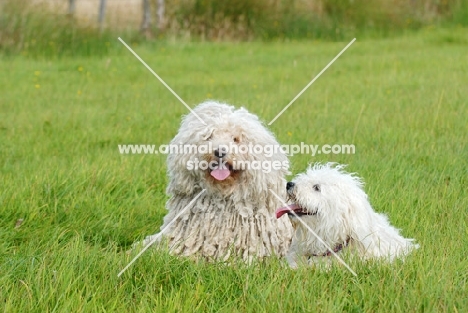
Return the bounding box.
[286,252,299,269]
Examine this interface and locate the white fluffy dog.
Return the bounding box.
[141,101,292,261]
[276,163,418,268]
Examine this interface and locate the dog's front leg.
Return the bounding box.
[285,241,302,268]
[286,252,299,268]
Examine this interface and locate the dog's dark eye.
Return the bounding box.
[313,184,320,192]
[233,137,239,143]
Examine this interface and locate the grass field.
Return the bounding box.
[1,28,467,312]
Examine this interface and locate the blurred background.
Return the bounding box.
[1,0,468,57]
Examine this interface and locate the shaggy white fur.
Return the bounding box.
[141,100,293,261]
[276,163,418,268]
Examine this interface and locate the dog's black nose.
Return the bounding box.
[286,182,295,190]
[214,147,227,158]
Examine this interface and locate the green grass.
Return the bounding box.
[1,28,468,312]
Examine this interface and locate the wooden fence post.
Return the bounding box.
[141,0,152,37]
[98,0,107,32]
[157,0,165,30]
[68,0,76,16]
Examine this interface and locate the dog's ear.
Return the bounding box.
[343,195,379,254]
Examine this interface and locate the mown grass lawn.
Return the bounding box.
[1,28,467,312]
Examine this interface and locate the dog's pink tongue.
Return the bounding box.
[276,204,300,219]
[211,168,231,181]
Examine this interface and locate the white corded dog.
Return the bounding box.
[139,101,293,261]
[276,163,418,268]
